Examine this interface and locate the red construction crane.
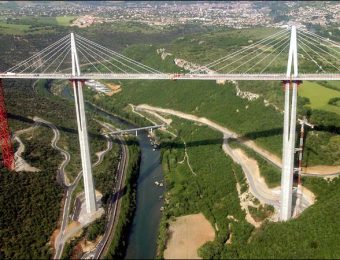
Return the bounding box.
[0,79,14,170]
[296,116,314,187]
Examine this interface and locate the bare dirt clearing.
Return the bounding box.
[303,165,340,175]
[105,83,121,96]
[14,126,40,172]
[164,213,215,259]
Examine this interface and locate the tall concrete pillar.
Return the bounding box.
[280,81,291,220]
[70,33,97,214]
[280,26,299,221]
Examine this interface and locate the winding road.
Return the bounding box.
[34,117,72,186]
[33,117,80,259]
[134,104,315,214]
[12,123,40,172]
[31,117,112,259]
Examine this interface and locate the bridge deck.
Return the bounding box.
[0,73,339,81]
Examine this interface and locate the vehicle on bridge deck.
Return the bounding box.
[171,73,183,81]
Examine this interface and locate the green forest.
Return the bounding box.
[0,77,118,258]
[156,117,253,259]
[154,116,340,259]
[0,80,68,258]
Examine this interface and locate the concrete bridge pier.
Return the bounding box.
[71,32,97,214]
[280,25,299,221]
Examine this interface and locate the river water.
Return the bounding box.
[61,86,164,259]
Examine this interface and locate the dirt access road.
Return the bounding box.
[134,104,316,215]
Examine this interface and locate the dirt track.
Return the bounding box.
[136,104,339,176]
[13,124,40,172]
[135,104,316,220]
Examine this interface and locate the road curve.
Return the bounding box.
[33,117,76,259]
[34,117,71,186]
[33,117,112,259]
[223,134,279,207]
[53,134,113,259]
[134,105,315,213]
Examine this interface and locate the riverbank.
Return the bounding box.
[105,139,141,258]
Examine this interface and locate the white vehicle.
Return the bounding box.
[5,72,16,75]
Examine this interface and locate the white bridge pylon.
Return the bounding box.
[1,26,339,218]
[70,33,97,214]
[280,26,299,221]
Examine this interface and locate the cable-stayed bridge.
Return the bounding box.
[1,26,339,80]
[0,73,339,81]
[0,25,339,222]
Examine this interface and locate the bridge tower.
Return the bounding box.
[280,25,300,221]
[0,79,14,170]
[70,33,97,214]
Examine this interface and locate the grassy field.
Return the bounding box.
[319,81,340,91]
[0,16,76,35]
[5,16,76,26]
[55,16,77,26]
[169,28,291,73]
[0,22,31,34]
[299,81,340,115]
[166,27,281,65]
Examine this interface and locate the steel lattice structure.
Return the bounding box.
[0,80,14,170]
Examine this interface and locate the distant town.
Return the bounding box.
[0,1,339,29]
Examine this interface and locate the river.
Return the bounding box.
[61,86,164,259]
